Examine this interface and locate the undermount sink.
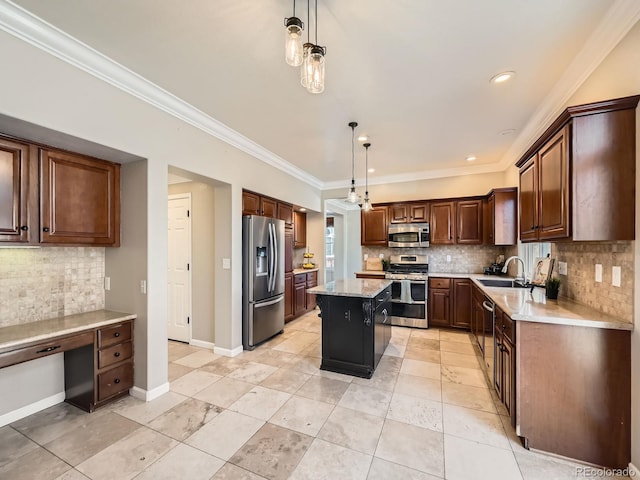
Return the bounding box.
[477,278,528,288]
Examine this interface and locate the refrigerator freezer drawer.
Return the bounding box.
[244,295,285,350]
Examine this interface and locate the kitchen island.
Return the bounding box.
[308,279,392,379]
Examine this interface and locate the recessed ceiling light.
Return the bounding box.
[357,135,368,142]
[368,168,375,173]
[500,129,516,136]
[490,71,515,84]
[466,155,477,162]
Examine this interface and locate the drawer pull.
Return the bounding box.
[36,345,61,354]
[114,352,121,358]
[114,332,120,338]
[114,378,121,384]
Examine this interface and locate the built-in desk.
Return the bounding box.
[0,310,136,412]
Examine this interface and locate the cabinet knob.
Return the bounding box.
[42,227,50,232]
[114,378,121,384]
[20,225,28,231]
[114,332,120,337]
[114,352,121,358]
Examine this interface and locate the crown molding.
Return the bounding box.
[0,0,324,190]
[498,0,640,171]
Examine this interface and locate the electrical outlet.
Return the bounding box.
[379,253,384,259]
[446,255,451,263]
[364,254,369,261]
[595,264,602,283]
[140,280,147,294]
[612,266,621,287]
[557,261,568,276]
[104,277,111,291]
[222,258,231,270]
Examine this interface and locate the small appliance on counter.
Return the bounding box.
[483,254,505,275]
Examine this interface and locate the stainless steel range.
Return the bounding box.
[385,254,428,329]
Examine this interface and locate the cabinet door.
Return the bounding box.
[293,210,307,248]
[361,206,388,246]
[452,279,471,329]
[456,200,482,244]
[261,197,277,218]
[430,202,455,244]
[294,283,307,315]
[410,203,430,223]
[519,158,538,241]
[428,288,451,327]
[284,230,293,273]
[40,149,120,245]
[242,191,261,216]
[284,273,294,321]
[492,189,518,246]
[538,126,570,240]
[0,138,31,243]
[389,204,409,223]
[277,202,294,228]
[306,271,317,310]
[484,196,495,244]
[494,327,503,398]
[502,336,515,419]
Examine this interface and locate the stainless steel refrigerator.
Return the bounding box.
[242,215,285,350]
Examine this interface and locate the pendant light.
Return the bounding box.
[362,143,374,212]
[306,0,325,94]
[300,0,313,88]
[346,122,360,203]
[284,1,304,67]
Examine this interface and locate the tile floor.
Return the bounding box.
[0,311,629,479]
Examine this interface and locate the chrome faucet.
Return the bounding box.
[502,256,527,284]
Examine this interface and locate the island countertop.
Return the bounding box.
[308,278,392,299]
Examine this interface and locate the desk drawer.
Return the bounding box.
[0,331,94,369]
[98,362,133,401]
[98,322,132,349]
[98,341,132,369]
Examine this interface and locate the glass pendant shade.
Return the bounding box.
[306,46,325,94]
[285,18,304,66]
[347,184,359,203]
[362,195,373,212]
[300,43,313,87]
[362,142,373,211]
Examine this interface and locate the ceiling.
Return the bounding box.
[10,0,621,187]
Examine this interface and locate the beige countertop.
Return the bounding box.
[354,270,386,276]
[308,279,392,299]
[293,267,319,275]
[429,272,632,331]
[0,310,137,353]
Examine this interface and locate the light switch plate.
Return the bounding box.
[557,261,568,276]
[379,253,384,259]
[222,258,231,270]
[612,266,621,287]
[140,280,147,294]
[364,254,369,261]
[446,255,451,263]
[104,277,111,291]
[595,264,602,283]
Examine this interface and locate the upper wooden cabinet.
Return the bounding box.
[484,188,517,246]
[389,202,429,224]
[242,190,280,218]
[293,210,306,248]
[277,202,294,229]
[456,199,483,244]
[40,149,120,246]
[517,95,639,242]
[361,206,388,246]
[0,137,33,243]
[430,201,455,244]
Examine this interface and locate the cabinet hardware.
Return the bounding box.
[114,378,121,384]
[114,332,120,337]
[42,227,49,232]
[114,352,120,357]
[20,225,28,231]
[36,345,61,354]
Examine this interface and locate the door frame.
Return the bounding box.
[168,193,193,343]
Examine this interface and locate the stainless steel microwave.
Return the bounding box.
[388,223,430,248]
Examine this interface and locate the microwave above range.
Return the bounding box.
[388,223,430,248]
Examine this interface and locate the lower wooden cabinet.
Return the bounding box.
[452,279,471,328]
[493,308,515,426]
[284,272,294,321]
[306,271,317,310]
[428,277,470,330]
[294,274,306,316]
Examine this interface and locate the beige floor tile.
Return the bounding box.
[441,382,497,414]
[438,330,472,344]
[389,334,409,347]
[260,367,312,393]
[254,349,299,368]
[387,392,443,432]
[228,386,291,421]
[112,391,187,424]
[270,395,334,436]
[290,438,372,480]
[136,443,224,480]
[173,349,221,368]
[200,356,248,376]
[168,342,200,362]
[444,434,522,480]
[272,331,319,354]
[441,365,489,388]
[442,404,510,450]
[352,363,399,392]
[54,469,90,480]
[317,406,384,455]
[211,463,265,479]
[170,369,223,396]
[316,368,355,383]
[227,362,279,384]
[404,346,441,363]
[375,419,444,477]
[0,426,39,468]
[295,375,350,404]
[338,383,392,418]
[300,340,322,358]
[407,337,441,351]
[383,341,406,357]
[498,414,525,451]
[147,397,222,441]
[440,350,481,369]
[44,412,140,466]
[367,457,442,480]
[513,449,604,479]
[167,362,194,382]
[185,410,264,461]
[230,423,313,480]
[394,374,441,402]
[400,358,441,380]
[76,427,177,480]
[193,377,254,408]
[0,446,71,480]
[439,340,476,355]
[410,329,440,340]
[288,355,322,375]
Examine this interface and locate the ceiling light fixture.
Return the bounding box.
[358,135,368,142]
[368,168,375,173]
[304,0,326,94]
[362,143,373,212]
[490,71,515,84]
[284,0,304,67]
[466,155,477,162]
[346,122,361,204]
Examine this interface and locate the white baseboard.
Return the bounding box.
[190,339,215,350]
[129,382,170,402]
[629,462,639,477]
[0,392,65,427]
[214,345,244,357]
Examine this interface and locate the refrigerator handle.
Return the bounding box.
[254,295,284,308]
[273,224,278,287]
[268,223,275,292]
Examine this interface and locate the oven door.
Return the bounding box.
[389,280,427,328]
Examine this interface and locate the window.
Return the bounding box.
[325,217,335,282]
[519,242,551,280]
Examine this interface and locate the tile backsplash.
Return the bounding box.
[551,241,634,322]
[0,247,105,327]
[362,245,507,274]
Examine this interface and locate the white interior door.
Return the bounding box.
[168,194,192,342]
